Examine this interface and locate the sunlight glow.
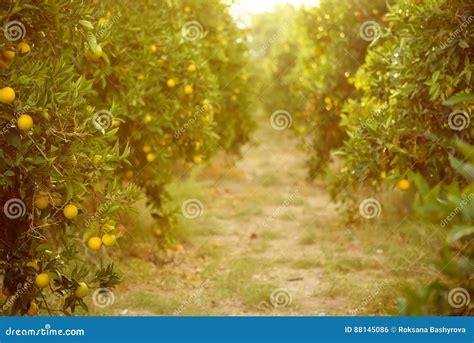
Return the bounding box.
[230,0,320,25]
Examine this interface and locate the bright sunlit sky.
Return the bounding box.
[230,0,320,25]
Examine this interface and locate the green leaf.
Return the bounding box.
[447,225,474,244]
[442,92,474,107]
[78,20,94,30]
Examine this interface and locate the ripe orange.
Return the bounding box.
[63,204,78,219]
[184,85,193,95]
[167,79,176,88]
[35,273,50,288]
[17,114,33,131]
[87,236,102,251]
[26,302,38,316]
[2,50,15,61]
[102,234,116,247]
[17,42,31,54]
[0,87,16,104]
[397,179,410,191]
[74,282,89,298]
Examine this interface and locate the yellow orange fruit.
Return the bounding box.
[193,155,203,164]
[17,42,31,54]
[17,114,33,131]
[35,195,49,210]
[74,282,89,299]
[184,85,193,95]
[2,50,15,61]
[380,171,386,180]
[26,260,39,271]
[143,145,152,153]
[137,74,145,80]
[87,236,102,251]
[150,44,157,53]
[146,153,156,162]
[102,234,116,247]
[167,79,176,88]
[0,87,16,104]
[187,64,196,72]
[397,179,410,191]
[26,302,38,316]
[35,273,50,288]
[63,204,78,219]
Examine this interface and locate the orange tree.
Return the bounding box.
[78,0,252,247]
[330,0,473,313]
[334,0,473,200]
[289,0,389,179]
[180,0,255,153]
[250,5,304,118]
[0,1,128,315]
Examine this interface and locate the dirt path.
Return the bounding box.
[100,114,441,316]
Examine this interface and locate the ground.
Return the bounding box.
[90,113,445,316]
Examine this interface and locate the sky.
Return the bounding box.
[229,0,320,25]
